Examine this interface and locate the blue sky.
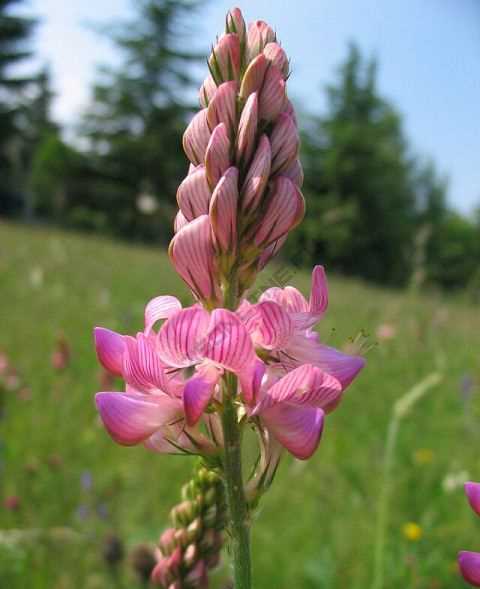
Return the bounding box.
[24,0,480,214]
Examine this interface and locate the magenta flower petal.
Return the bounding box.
[241,134,271,212]
[459,551,480,586]
[183,109,211,166]
[283,158,304,187]
[236,92,258,168]
[94,327,125,377]
[261,404,324,460]
[122,334,171,393]
[174,210,188,233]
[184,366,221,426]
[176,165,211,221]
[157,306,210,368]
[144,296,182,335]
[309,265,329,315]
[169,215,219,302]
[270,113,299,174]
[207,81,238,138]
[465,482,480,517]
[205,123,231,188]
[209,166,239,254]
[95,392,180,446]
[244,300,293,350]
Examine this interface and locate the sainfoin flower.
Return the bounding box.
[458,482,480,586]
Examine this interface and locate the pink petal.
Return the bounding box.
[157,306,210,368]
[465,482,480,517]
[259,64,287,122]
[258,235,288,270]
[239,54,268,100]
[95,392,180,446]
[207,81,238,138]
[263,42,289,77]
[261,404,324,460]
[226,7,246,38]
[254,177,304,247]
[270,113,299,174]
[144,296,182,335]
[459,551,480,586]
[205,123,231,188]
[260,285,308,314]
[176,166,211,221]
[236,92,258,168]
[94,327,125,376]
[247,20,276,61]
[199,74,217,108]
[209,33,241,83]
[174,210,188,233]
[241,134,271,212]
[209,166,239,253]
[183,365,221,426]
[282,158,304,188]
[183,109,211,166]
[169,215,220,303]
[243,301,293,350]
[309,265,329,315]
[122,334,171,393]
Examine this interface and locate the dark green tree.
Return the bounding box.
[81,0,204,240]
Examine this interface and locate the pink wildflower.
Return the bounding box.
[459,482,480,586]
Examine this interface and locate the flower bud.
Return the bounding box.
[176,165,211,221]
[173,528,189,548]
[247,20,276,61]
[159,527,177,555]
[204,123,232,188]
[184,559,208,588]
[241,134,271,213]
[226,7,246,40]
[199,75,217,108]
[259,65,287,122]
[270,113,299,174]
[239,54,268,100]
[282,158,304,187]
[263,42,289,77]
[183,110,211,166]
[151,557,172,586]
[209,167,239,261]
[208,33,241,84]
[183,543,198,568]
[170,500,196,527]
[174,210,188,233]
[236,92,258,168]
[186,517,203,543]
[206,81,238,138]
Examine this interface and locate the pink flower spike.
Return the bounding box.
[144,296,182,335]
[236,92,258,168]
[259,65,287,122]
[263,42,289,77]
[459,551,480,587]
[205,123,232,188]
[226,7,246,39]
[241,134,271,212]
[199,75,217,108]
[94,327,125,377]
[183,109,211,166]
[157,306,210,368]
[239,54,268,100]
[209,167,239,254]
[270,113,299,174]
[95,392,180,446]
[174,210,188,233]
[207,81,238,138]
[254,177,304,247]
[465,482,480,517]
[247,20,276,61]
[169,215,220,303]
[184,364,221,426]
[209,33,241,83]
[176,165,211,221]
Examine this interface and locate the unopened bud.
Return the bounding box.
[226,7,246,40]
[208,33,241,84]
[183,543,198,567]
[186,518,203,543]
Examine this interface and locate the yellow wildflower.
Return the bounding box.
[402,522,422,542]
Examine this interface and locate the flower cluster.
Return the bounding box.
[459,482,480,586]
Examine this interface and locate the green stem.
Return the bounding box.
[221,377,252,589]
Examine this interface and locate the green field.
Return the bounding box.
[1,220,480,588]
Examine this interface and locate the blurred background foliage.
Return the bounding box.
[1,0,479,292]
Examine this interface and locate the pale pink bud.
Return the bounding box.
[283,99,298,126]
[206,81,238,138]
[183,543,198,567]
[169,215,220,303]
[151,557,172,586]
[183,109,211,166]
[270,113,299,174]
[199,75,217,108]
[226,7,246,39]
[258,234,288,270]
[173,528,189,548]
[259,65,287,122]
[208,33,241,84]
[247,20,276,61]
[204,123,232,188]
[263,42,289,77]
[239,53,268,100]
[168,584,182,589]
[236,92,258,167]
[176,165,211,221]
[174,210,188,233]
[254,177,305,247]
[184,559,208,588]
[241,134,271,212]
[209,166,239,254]
[282,158,304,188]
[159,528,177,556]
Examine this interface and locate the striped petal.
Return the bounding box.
[459,551,480,587]
[282,158,304,188]
[209,166,239,253]
[239,54,268,100]
[270,113,299,174]
[261,404,324,460]
[309,265,329,316]
[259,64,286,122]
[157,306,210,368]
[236,92,258,168]
[122,333,172,393]
[241,134,271,212]
[183,365,221,426]
[174,210,188,233]
[144,296,182,335]
[176,166,211,221]
[243,300,293,350]
[183,109,211,166]
[263,42,289,77]
[205,123,231,188]
[207,81,238,138]
[94,327,125,377]
[169,215,220,303]
[246,20,276,61]
[465,482,480,517]
[95,392,181,446]
[199,74,217,108]
[208,33,241,83]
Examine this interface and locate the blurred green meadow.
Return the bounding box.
[1,219,480,589]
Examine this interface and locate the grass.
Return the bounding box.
[1,219,480,588]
